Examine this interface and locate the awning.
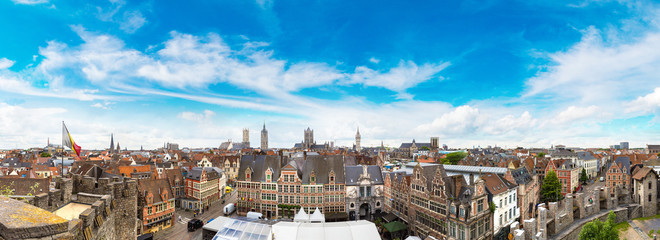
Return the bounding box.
[383,221,407,233]
[383,213,398,223]
[145,216,172,226]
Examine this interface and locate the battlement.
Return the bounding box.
[2,175,138,240]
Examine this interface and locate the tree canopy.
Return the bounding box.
[580,168,589,184]
[40,152,51,157]
[537,152,546,158]
[443,152,467,165]
[541,170,562,202]
[579,210,619,240]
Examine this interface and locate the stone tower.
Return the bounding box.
[116,142,120,153]
[355,127,361,151]
[261,123,268,149]
[110,133,114,154]
[304,127,314,149]
[242,128,250,147]
[430,137,439,149]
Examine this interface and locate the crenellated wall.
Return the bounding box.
[3,174,138,240]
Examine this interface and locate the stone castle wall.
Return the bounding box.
[2,174,138,240]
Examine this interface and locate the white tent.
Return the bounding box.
[272,220,380,240]
[310,207,325,223]
[294,208,310,223]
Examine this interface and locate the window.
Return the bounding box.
[650,182,653,190]
[649,194,652,202]
[477,200,484,212]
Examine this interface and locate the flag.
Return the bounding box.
[62,122,81,157]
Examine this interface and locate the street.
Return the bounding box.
[153,191,238,240]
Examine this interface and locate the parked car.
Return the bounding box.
[187,219,203,232]
[246,211,263,220]
[600,177,604,182]
[223,203,236,216]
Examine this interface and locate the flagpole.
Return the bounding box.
[62,121,64,177]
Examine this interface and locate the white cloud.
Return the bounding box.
[120,10,146,34]
[369,57,380,64]
[554,105,600,124]
[349,60,450,93]
[627,87,660,113]
[0,58,15,69]
[178,110,216,122]
[90,102,114,109]
[414,105,483,135]
[95,1,146,34]
[524,26,660,107]
[12,0,49,5]
[0,103,66,147]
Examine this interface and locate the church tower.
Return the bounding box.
[261,123,268,149]
[355,127,361,151]
[304,127,314,149]
[242,128,250,147]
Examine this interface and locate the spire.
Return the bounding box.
[263,121,266,130]
[110,133,114,153]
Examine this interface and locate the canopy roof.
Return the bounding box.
[384,221,408,233]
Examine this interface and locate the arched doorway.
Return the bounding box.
[359,203,371,220]
[349,211,356,220]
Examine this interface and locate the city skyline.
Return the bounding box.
[1,0,660,149]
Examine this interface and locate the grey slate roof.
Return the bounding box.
[186,167,219,181]
[577,151,596,160]
[237,155,284,182]
[614,156,631,174]
[300,155,345,184]
[511,167,532,185]
[344,165,384,185]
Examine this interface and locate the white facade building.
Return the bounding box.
[482,173,519,235]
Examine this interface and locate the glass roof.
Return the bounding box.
[212,218,271,240]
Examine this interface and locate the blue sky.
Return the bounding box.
[1,0,660,149]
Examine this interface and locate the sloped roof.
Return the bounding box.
[632,167,656,180]
[344,165,383,186]
[482,173,516,196]
[138,178,174,204]
[237,155,283,182]
[301,155,345,184]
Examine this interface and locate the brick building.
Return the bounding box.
[236,154,348,220]
[137,179,175,234]
[183,167,220,210]
[606,156,631,194]
[546,159,579,195]
[384,163,492,240]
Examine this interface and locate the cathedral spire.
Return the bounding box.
[110,133,114,154]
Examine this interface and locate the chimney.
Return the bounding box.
[304,151,307,160]
[469,173,474,185]
[454,175,463,195]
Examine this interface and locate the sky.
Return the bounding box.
[1,0,660,150]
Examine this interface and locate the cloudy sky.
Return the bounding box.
[1,0,660,150]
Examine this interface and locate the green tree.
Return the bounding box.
[541,170,563,202]
[444,152,468,165]
[537,152,546,158]
[579,210,619,240]
[40,152,51,157]
[580,168,589,184]
[421,146,430,151]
